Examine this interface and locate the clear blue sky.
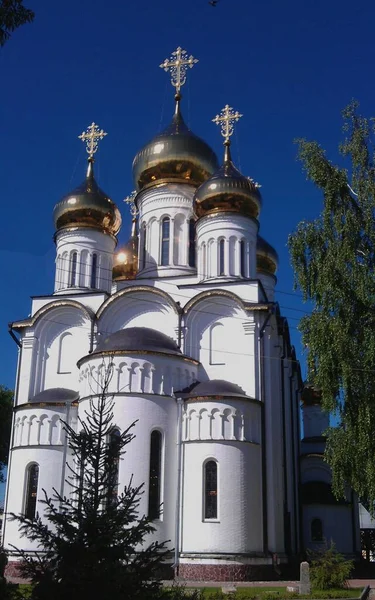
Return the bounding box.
[1,0,374,390]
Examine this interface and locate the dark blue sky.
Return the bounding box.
[1,0,374,394]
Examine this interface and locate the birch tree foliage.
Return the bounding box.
[289,101,375,507]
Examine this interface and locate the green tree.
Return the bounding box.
[0,0,34,46]
[289,101,375,506]
[309,541,353,590]
[0,386,13,483]
[10,361,172,600]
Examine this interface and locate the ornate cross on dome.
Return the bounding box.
[212,105,243,144]
[124,190,138,217]
[159,47,198,95]
[78,122,107,159]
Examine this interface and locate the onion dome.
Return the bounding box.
[179,379,251,400]
[53,158,121,236]
[194,141,262,219]
[132,95,219,192]
[256,235,278,276]
[94,327,181,356]
[113,218,138,281]
[28,388,79,405]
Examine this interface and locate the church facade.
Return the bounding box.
[2,48,361,581]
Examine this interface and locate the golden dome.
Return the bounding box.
[113,219,138,281]
[194,142,262,219]
[256,235,278,276]
[132,96,219,192]
[53,159,121,236]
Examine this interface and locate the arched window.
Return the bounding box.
[311,518,323,542]
[141,223,147,269]
[107,428,121,506]
[240,240,246,277]
[25,463,39,519]
[204,460,218,519]
[148,430,162,519]
[70,252,78,287]
[202,243,207,278]
[90,253,98,288]
[188,219,196,268]
[161,218,170,266]
[219,239,225,276]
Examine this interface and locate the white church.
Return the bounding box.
[2,48,361,581]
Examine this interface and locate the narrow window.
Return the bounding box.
[188,219,196,268]
[240,240,246,277]
[204,460,218,519]
[148,430,162,519]
[90,253,97,288]
[202,243,207,278]
[107,429,121,506]
[25,463,39,519]
[70,252,78,287]
[141,223,147,269]
[311,518,323,541]
[161,218,170,266]
[219,239,225,276]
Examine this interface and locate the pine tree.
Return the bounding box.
[289,101,375,507]
[0,0,34,46]
[10,359,171,600]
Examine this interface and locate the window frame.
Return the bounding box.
[161,217,170,266]
[311,517,324,542]
[70,251,78,287]
[218,239,225,276]
[24,462,39,520]
[148,429,163,520]
[240,239,246,277]
[188,218,196,268]
[203,459,219,522]
[90,253,98,289]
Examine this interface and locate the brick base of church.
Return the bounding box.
[5,561,30,583]
[177,563,279,582]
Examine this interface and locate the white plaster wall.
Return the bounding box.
[302,405,330,438]
[77,392,177,548]
[78,354,198,399]
[303,505,354,554]
[20,307,91,403]
[196,213,258,282]
[137,184,196,278]
[96,289,178,344]
[181,441,263,554]
[3,440,66,551]
[54,228,116,294]
[184,296,258,398]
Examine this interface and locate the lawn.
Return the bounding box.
[193,587,363,600]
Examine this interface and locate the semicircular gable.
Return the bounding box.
[96,285,180,337]
[183,289,247,315]
[12,299,94,331]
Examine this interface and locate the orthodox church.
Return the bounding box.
[2,48,361,581]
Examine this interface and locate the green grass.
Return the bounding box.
[195,587,363,600]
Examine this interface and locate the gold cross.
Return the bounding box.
[212,105,243,143]
[78,122,107,158]
[124,190,138,217]
[160,47,198,94]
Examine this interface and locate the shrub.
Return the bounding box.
[308,541,354,590]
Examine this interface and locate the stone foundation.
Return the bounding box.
[5,561,30,583]
[177,563,279,582]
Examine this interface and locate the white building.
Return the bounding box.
[2,49,361,581]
